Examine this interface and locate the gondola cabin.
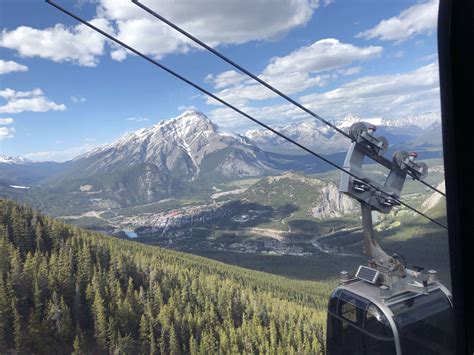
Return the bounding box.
[327,122,455,354]
[326,270,454,354]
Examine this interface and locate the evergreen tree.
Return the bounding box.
[0,278,9,352]
[189,334,198,355]
[0,199,328,355]
[169,324,180,355]
[93,290,108,350]
[27,308,44,354]
[72,334,81,355]
[149,320,158,355]
[12,298,26,354]
[59,296,74,340]
[139,313,149,353]
[199,329,217,354]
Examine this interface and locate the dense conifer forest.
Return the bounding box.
[0,199,330,354]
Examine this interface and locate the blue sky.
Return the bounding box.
[0,0,440,161]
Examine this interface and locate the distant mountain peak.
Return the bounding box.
[0,153,32,164]
[244,112,441,154]
[336,112,441,130]
[148,110,215,134]
[173,110,213,124]
[66,111,272,184]
[336,114,384,129]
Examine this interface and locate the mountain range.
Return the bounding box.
[0,153,63,186]
[0,110,443,215]
[244,112,441,154]
[1,111,276,213]
[67,111,273,180]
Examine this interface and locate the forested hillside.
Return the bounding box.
[0,199,330,354]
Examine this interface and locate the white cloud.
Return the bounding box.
[1,0,325,65]
[0,117,15,140]
[0,118,14,125]
[0,88,43,100]
[178,105,196,112]
[357,0,438,42]
[209,102,306,131]
[126,116,149,122]
[208,62,441,131]
[206,71,247,90]
[299,62,440,118]
[0,19,111,67]
[76,0,100,6]
[0,60,28,74]
[1,0,326,65]
[108,17,191,61]
[101,0,321,60]
[0,98,66,114]
[207,72,330,106]
[206,39,381,106]
[263,38,382,76]
[71,96,86,103]
[0,127,15,140]
[0,88,66,114]
[336,66,362,76]
[418,53,438,62]
[23,144,97,162]
[393,50,405,58]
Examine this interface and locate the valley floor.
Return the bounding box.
[3,160,450,287]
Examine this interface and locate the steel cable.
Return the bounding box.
[45,0,448,230]
[132,0,446,198]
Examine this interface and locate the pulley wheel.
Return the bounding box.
[349,122,367,140]
[393,151,409,168]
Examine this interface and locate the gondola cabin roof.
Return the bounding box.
[334,278,451,309]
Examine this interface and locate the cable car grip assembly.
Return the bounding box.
[340,122,437,298]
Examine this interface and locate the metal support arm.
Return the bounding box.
[360,203,405,279]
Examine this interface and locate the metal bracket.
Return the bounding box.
[393,151,429,180]
[340,122,407,214]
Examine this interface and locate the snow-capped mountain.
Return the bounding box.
[0,154,64,186]
[245,120,349,154]
[335,112,440,130]
[31,111,277,210]
[244,112,441,154]
[68,110,272,180]
[0,154,32,164]
[1,110,442,214]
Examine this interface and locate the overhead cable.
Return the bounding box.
[132,0,446,198]
[45,0,448,230]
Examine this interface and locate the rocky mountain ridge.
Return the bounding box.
[66,110,272,181]
[244,112,441,153]
[2,111,278,214]
[243,171,358,220]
